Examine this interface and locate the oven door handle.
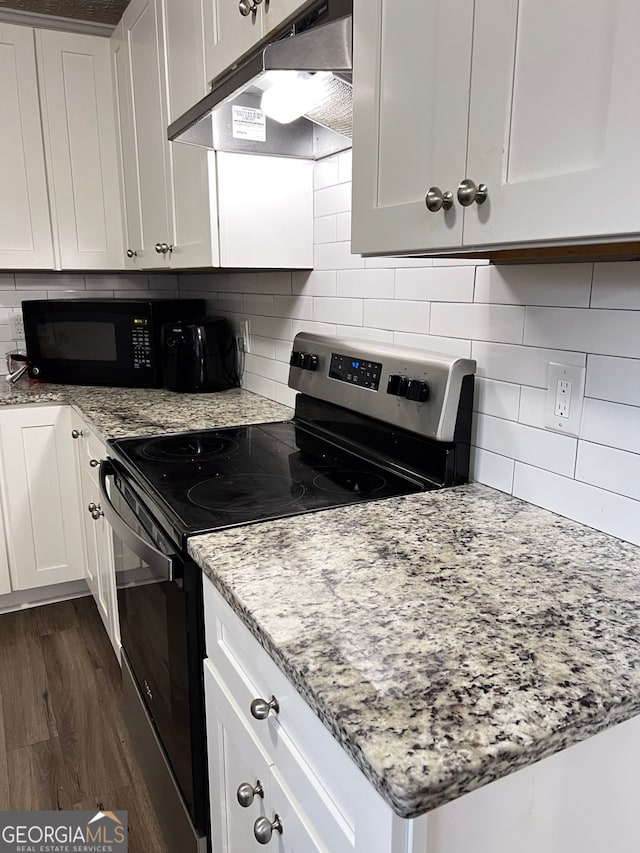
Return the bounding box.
[99,459,175,580]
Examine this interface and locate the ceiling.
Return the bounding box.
[0,0,128,25]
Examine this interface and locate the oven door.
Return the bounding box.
[99,459,208,849]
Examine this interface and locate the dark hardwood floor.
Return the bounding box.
[0,596,168,853]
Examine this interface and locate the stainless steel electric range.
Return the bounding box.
[99,333,476,853]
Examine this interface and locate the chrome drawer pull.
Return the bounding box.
[254,814,283,844]
[237,780,264,808]
[250,695,279,720]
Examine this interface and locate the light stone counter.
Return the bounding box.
[0,379,293,438]
[188,483,640,819]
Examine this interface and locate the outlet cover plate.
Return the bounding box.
[545,362,585,436]
[9,313,24,339]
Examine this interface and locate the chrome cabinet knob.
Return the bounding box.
[237,780,264,808]
[88,502,97,513]
[154,242,173,255]
[71,429,83,439]
[425,187,454,212]
[91,503,103,520]
[250,695,279,720]
[254,815,283,844]
[126,249,138,258]
[89,459,99,468]
[457,179,488,206]
[238,0,254,15]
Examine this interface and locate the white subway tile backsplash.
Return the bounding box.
[576,442,640,502]
[15,273,85,291]
[216,293,243,313]
[581,398,640,454]
[338,149,352,183]
[243,294,274,316]
[517,386,547,429]
[474,264,592,307]
[364,256,434,269]
[395,267,475,302]
[291,319,337,339]
[0,326,13,342]
[1,290,48,307]
[471,342,585,387]
[243,372,276,400]
[337,325,394,344]
[364,299,430,333]
[292,270,337,296]
[273,295,314,320]
[473,377,521,421]
[314,182,352,217]
[314,241,364,270]
[524,307,640,358]
[392,332,471,357]
[249,336,276,359]
[251,316,293,340]
[591,262,640,309]
[472,413,577,477]
[336,212,351,242]
[431,303,524,344]
[585,355,640,407]
[314,156,339,190]
[274,382,297,408]
[256,272,292,295]
[315,215,338,244]
[84,273,146,290]
[148,273,178,290]
[245,353,289,384]
[219,272,255,292]
[314,297,362,325]
[470,447,515,493]
[513,463,640,547]
[275,340,293,362]
[337,269,394,298]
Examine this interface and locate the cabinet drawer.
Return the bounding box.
[203,577,384,848]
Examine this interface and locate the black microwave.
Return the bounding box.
[22,298,206,387]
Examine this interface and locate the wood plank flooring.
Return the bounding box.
[0,596,168,853]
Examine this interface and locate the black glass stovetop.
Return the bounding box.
[110,419,428,545]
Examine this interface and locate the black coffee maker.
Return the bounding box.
[161,316,239,393]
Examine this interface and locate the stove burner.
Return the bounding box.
[312,469,387,494]
[141,434,240,462]
[188,473,306,514]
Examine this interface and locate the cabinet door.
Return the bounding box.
[121,0,172,269]
[0,496,11,596]
[0,23,54,269]
[351,0,473,256]
[0,406,85,591]
[464,0,640,248]
[203,0,262,85]
[205,659,273,853]
[36,30,124,269]
[111,21,141,269]
[164,0,219,268]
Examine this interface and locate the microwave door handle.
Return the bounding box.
[99,459,175,581]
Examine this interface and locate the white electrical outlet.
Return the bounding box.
[8,313,24,339]
[545,363,585,436]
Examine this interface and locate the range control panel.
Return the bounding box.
[328,353,382,390]
[131,317,152,369]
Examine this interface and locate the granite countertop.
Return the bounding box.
[0,378,293,438]
[188,483,640,819]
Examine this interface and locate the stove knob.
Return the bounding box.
[387,374,408,396]
[301,353,318,371]
[289,350,304,367]
[405,379,430,402]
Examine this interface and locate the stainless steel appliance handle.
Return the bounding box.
[99,459,175,580]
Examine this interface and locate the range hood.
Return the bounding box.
[167,0,353,160]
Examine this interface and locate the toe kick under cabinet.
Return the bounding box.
[203,575,640,853]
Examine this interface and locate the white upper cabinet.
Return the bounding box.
[203,0,312,86]
[114,0,313,270]
[0,23,54,269]
[352,0,640,257]
[36,29,124,269]
[0,22,124,270]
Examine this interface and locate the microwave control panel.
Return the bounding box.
[131,318,152,369]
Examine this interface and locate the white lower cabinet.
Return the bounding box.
[0,498,11,596]
[203,576,640,853]
[0,406,85,591]
[70,409,121,660]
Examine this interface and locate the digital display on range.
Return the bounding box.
[328,353,382,390]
